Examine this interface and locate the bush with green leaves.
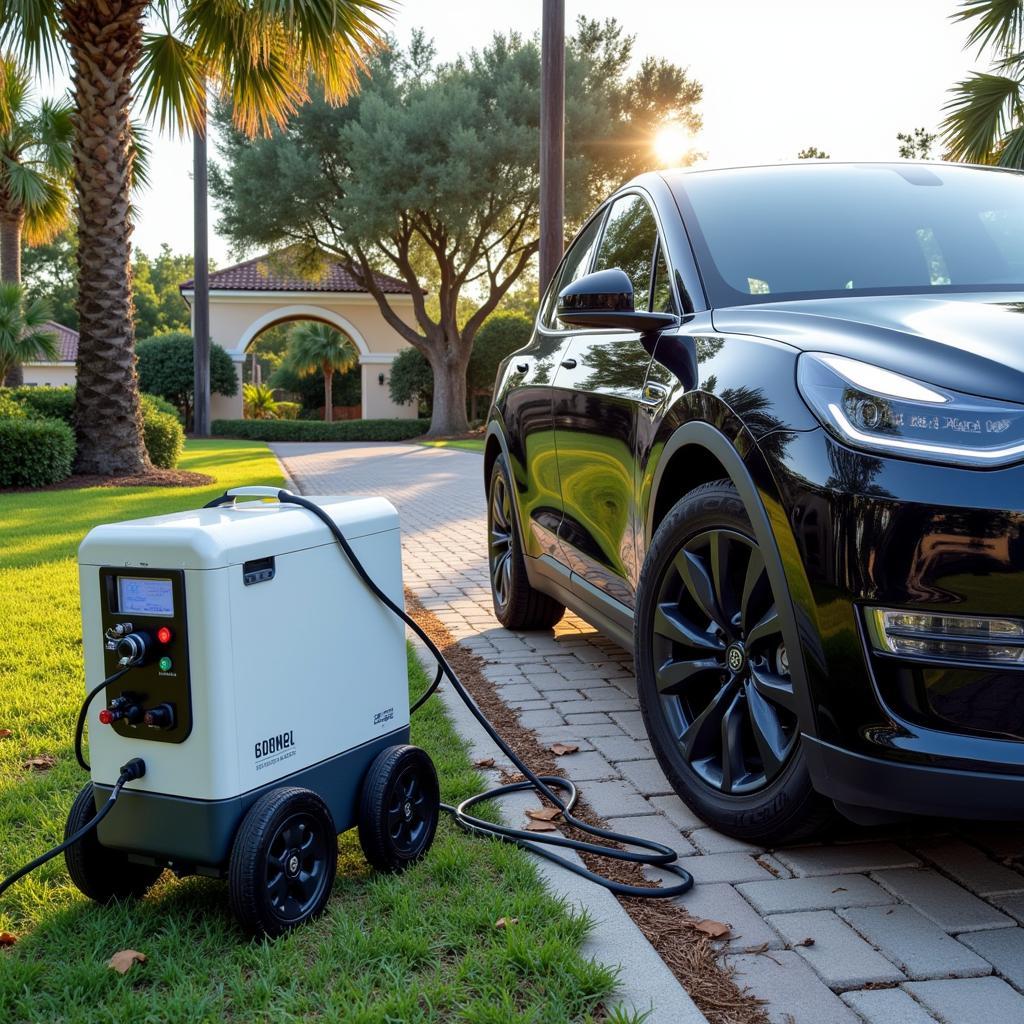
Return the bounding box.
[388,348,432,414]
[142,405,185,469]
[136,331,238,428]
[269,361,360,412]
[0,417,75,487]
[212,418,429,442]
[274,401,301,420]
[0,391,28,419]
[468,312,532,393]
[6,385,75,421]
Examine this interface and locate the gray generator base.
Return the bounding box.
[92,727,410,870]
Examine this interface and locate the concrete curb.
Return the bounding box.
[410,635,708,1024]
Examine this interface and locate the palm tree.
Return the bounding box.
[242,381,279,419]
[284,322,359,422]
[942,1,1024,165]
[0,57,72,384]
[0,281,57,382]
[1,2,389,475]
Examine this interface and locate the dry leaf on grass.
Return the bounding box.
[549,743,579,756]
[693,919,731,939]
[0,932,17,948]
[525,819,558,832]
[0,729,12,740]
[474,757,495,768]
[108,950,147,974]
[22,755,56,772]
[494,917,519,929]
[525,807,562,822]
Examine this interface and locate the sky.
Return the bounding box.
[33,0,983,266]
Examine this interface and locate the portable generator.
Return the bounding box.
[70,486,440,936]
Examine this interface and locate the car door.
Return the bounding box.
[500,211,605,562]
[552,192,671,608]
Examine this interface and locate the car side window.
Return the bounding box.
[594,194,658,310]
[651,242,677,314]
[542,214,604,330]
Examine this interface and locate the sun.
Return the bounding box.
[653,125,690,167]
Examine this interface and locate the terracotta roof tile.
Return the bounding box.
[27,321,78,363]
[180,253,411,294]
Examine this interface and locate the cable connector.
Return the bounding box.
[118,757,146,782]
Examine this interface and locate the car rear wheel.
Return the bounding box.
[487,455,565,630]
[635,480,833,844]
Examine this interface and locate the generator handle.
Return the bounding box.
[203,485,293,508]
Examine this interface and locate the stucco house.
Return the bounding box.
[22,321,78,387]
[179,254,420,421]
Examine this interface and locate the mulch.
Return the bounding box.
[2,469,215,493]
[404,589,771,1024]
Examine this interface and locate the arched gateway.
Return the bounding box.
[180,254,418,420]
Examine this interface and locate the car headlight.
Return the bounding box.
[796,352,1024,467]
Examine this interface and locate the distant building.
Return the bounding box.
[22,321,77,388]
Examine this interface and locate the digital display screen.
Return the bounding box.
[118,577,174,617]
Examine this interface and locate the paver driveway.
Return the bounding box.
[273,441,1024,1024]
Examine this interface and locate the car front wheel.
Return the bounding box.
[634,480,833,844]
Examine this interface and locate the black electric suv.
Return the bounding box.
[484,162,1024,843]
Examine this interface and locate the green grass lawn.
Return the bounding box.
[0,440,614,1023]
[418,439,485,453]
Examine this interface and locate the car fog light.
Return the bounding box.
[866,608,1024,665]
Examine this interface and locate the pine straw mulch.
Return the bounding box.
[3,469,215,493]
[404,590,770,1024]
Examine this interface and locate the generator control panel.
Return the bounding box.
[98,566,192,744]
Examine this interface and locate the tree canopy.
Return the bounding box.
[212,20,703,434]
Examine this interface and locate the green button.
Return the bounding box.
[158,656,173,672]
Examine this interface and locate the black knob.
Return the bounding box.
[116,631,151,666]
[144,703,176,729]
[122,703,145,725]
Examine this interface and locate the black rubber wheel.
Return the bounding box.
[488,455,565,630]
[635,480,833,845]
[358,745,440,873]
[228,787,338,938]
[64,784,162,903]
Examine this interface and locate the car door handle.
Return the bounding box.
[560,358,577,369]
[640,383,668,415]
[515,361,529,373]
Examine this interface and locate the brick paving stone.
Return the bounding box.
[841,988,940,1024]
[839,905,991,980]
[616,758,675,797]
[766,910,905,987]
[724,950,860,1024]
[557,751,617,782]
[903,977,1024,1024]
[590,734,653,762]
[615,711,649,739]
[564,712,612,726]
[775,842,921,877]
[506,698,552,712]
[531,729,596,751]
[605,815,696,857]
[690,828,764,855]
[675,882,784,952]
[913,838,1024,897]
[737,874,895,915]
[649,794,705,831]
[873,868,1014,933]
[991,893,1024,925]
[756,854,794,879]
[515,708,565,729]
[959,927,1024,991]
[577,779,652,818]
[652,853,774,885]
[492,683,542,702]
[553,698,640,716]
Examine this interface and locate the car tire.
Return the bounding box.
[487,455,565,630]
[634,480,833,845]
[64,784,163,903]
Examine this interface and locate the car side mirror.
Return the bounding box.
[557,268,678,334]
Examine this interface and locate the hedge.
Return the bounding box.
[212,418,430,442]
[0,417,75,487]
[143,406,185,468]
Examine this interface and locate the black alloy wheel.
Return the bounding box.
[229,787,338,937]
[489,468,515,614]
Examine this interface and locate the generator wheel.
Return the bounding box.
[359,745,440,873]
[64,784,162,903]
[228,787,338,938]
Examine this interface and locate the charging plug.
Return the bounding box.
[118,757,147,782]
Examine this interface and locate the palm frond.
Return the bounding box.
[21,170,69,244]
[0,281,57,375]
[954,0,1024,56]
[996,122,1024,166]
[285,321,360,376]
[129,120,152,191]
[941,71,1022,162]
[137,30,208,136]
[0,1,65,74]
[31,96,73,176]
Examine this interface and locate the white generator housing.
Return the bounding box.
[77,492,409,872]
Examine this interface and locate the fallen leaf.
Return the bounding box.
[693,919,731,939]
[526,819,558,832]
[108,949,147,974]
[494,917,519,929]
[747,941,769,954]
[22,755,56,772]
[474,758,495,769]
[0,729,12,740]
[0,932,17,948]
[526,807,562,822]
[549,743,579,756]
[831,886,847,894]
[794,937,815,948]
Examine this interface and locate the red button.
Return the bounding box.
[156,627,172,645]
[99,709,113,725]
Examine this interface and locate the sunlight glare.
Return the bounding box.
[653,125,689,167]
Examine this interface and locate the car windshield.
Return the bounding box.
[671,164,1024,307]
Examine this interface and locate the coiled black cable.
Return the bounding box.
[210,488,694,899]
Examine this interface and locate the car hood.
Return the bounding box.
[712,293,1024,403]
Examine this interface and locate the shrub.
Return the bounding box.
[275,401,301,420]
[140,392,182,422]
[468,311,533,394]
[8,384,74,421]
[141,404,185,468]
[243,382,280,419]
[0,390,27,419]
[212,418,429,442]
[136,331,238,427]
[388,348,432,413]
[0,417,75,487]
[269,361,360,412]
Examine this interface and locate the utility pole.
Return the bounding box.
[192,93,211,437]
[539,0,565,299]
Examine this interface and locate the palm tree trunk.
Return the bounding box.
[63,0,151,476]
[323,362,333,423]
[1,211,25,386]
